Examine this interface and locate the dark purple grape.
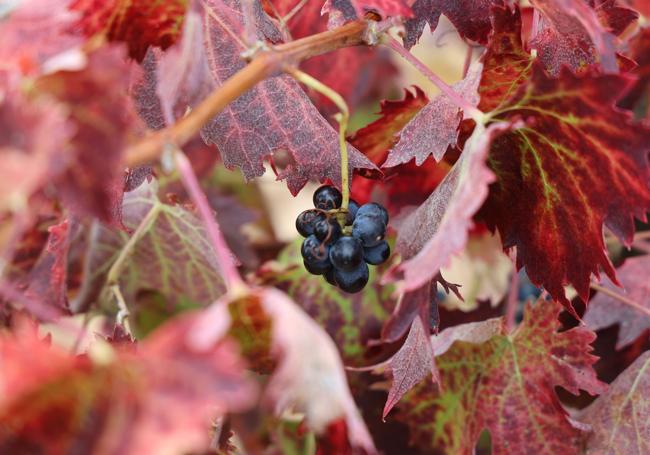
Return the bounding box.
[324,268,338,286]
[363,241,390,265]
[345,199,360,225]
[357,202,389,226]
[334,262,369,293]
[314,217,342,243]
[352,215,386,247]
[296,209,326,237]
[329,236,363,272]
[304,259,331,275]
[301,235,330,274]
[313,185,342,210]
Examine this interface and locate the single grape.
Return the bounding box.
[324,267,338,286]
[335,262,369,293]
[304,259,331,275]
[301,235,330,272]
[345,199,360,225]
[356,202,389,226]
[314,217,342,243]
[296,209,326,237]
[363,241,390,265]
[313,185,342,210]
[352,215,386,247]
[329,236,363,272]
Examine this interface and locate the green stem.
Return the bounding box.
[104,202,161,337]
[384,36,485,123]
[111,284,134,337]
[286,67,351,225]
[106,203,162,286]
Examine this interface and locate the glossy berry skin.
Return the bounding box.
[356,202,389,226]
[301,235,330,274]
[324,267,338,286]
[314,217,342,243]
[334,262,369,293]
[313,185,342,210]
[296,210,326,237]
[329,236,363,272]
[304,259,331,275]
[352,215,386,247]
[363,241,390,265]
[345,199,360,225]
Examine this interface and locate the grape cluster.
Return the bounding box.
[296,185,390,293]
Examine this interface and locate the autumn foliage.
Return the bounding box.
[0,0,649,454]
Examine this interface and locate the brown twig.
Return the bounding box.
[384,36,484,121]
[633,231,650,241]
[631,240,650,255]
[124,20,373,167]
[174,149,246,293]
[505,268,520,331]
[589,282,650,317]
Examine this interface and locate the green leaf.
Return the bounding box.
[76,179,227,326]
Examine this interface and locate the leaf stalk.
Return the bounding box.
[384,36,485,123]
[174,148,247,294]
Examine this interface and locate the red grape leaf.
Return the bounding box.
[74,178,228,315]
[530,0,621,74]
[35,46,143,225]
[300,47,397,116]
[619,27,650,119]
[0,316,257,454]
[624,0,650,17]
[390,121,515,293]
[190,287,377,452]
[383,317,438,419]
[477,63,650,311]
[354,157,451,215]
[0,0,84,80]
[257,240,394,366]
[584,255,650,349]
[383,62,483,167]
[266,0,398,115]
[380,280,433,343]
[23,220,73,317]
[147,0,376,195]
[478,6,533,113]
[348,87,450,213]
[581,350,650,454]
[394,299,606,454]
[69,0,188,61]
[0,91,73,212]
[349,87,429,164]
[403,0,504,49]
[591,0,639,36]
[155,4,215,126]
[380,274,460,343]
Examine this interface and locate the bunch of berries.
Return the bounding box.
[296,185,390,293]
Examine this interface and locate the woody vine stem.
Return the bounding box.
[123,19,480,169]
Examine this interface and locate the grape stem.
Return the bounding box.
[384,36,485,123]
[287,67,351,227]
